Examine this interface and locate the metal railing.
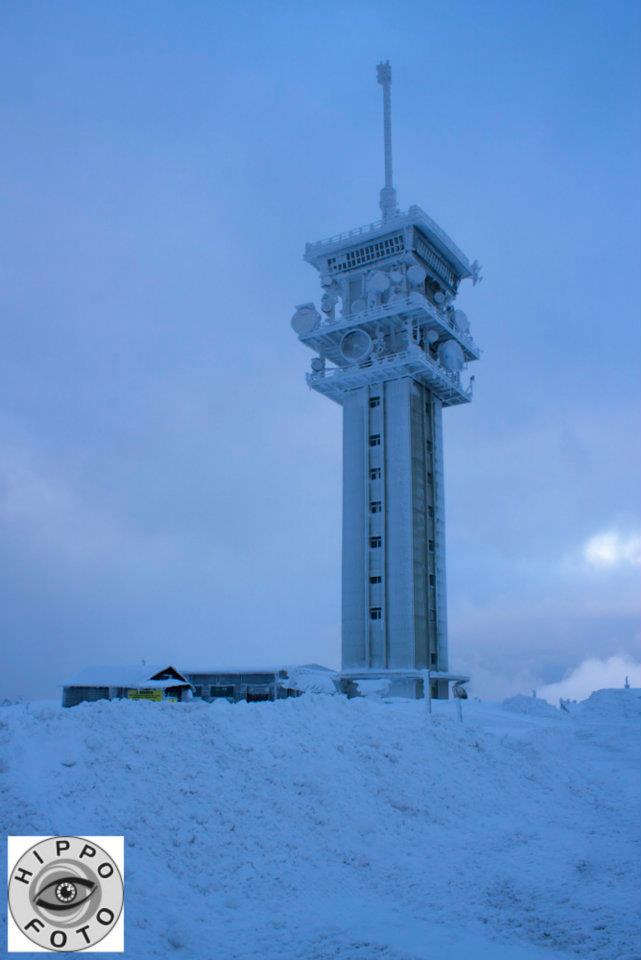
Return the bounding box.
[314,292,479,354]
[305,205,471,274]
[308,345,472,398]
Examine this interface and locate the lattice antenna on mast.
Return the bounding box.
[377,60,399,221]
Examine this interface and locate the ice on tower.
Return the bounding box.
[291,63,481,699]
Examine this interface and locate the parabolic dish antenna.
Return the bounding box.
[425,329,439,345]
[437,339,465,372]
[406,264,426,287]
[433,290,446,305]
[367,270,390,294]
[311,357,324,372]
[291,303,320,336]
[453,309,470,333]
[340,329,372,363]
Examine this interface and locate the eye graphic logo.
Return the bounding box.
[8,836,124,952]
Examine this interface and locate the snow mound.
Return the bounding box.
[502,694,560,718]
[574,687,641,722]
[0,696,638,960]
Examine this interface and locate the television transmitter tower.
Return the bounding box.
[291,63,481,699]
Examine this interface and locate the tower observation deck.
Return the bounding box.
[291,63,481,699]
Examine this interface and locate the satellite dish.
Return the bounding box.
[406,264,426,288]
[453,309,470,333]
[433,291,446,305]
[367,270,390,294]
[437,339,465,373]
[425,329,439,345]
[340,329,372,363]
[389,269,403,285]
[351,298,367,315]
[291,303,320,336]
[311,357,324,372]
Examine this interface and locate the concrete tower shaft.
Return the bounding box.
[291,66,481,699]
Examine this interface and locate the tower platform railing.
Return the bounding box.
[305,205,471,279]
[306,344,473,406]
[302,291,480,359]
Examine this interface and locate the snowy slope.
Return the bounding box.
[1,691,639,960]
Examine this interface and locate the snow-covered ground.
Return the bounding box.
[1,690,639,959]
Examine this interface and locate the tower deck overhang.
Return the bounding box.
[299,291,480,366]
[306,344,472,407]
[305,205,473,283]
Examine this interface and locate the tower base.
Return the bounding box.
[338,670,468,701]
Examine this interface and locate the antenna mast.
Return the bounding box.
[377,60,399,221]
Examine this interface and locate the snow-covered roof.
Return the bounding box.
[181,663,334,676]
[63,664,190,688]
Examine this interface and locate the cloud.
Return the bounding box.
[538,655,641,704]
[583,530,641,569]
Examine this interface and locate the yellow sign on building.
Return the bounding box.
[127,688,163,702]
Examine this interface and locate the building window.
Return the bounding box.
[369,396,380,408]
[370,536,381,549]
[194,685,203,698]
[370,607,382,620]
[369,434,381,447]
[370,575,382,584]
[370,467,381,480]
[426,440,433,452]
[429,574,435,586]
[428,540,434,552]
[370,501,382,514]
[428,505,434,518]
[430,653,437,665]
[427,472,433,483]
[210,685,235,699]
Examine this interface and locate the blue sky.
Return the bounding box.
[1,0,639,700]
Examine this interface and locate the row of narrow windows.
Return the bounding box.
[370,536,434,551]
[369,574,435,585]
[369,501,433,517]
[369,433,432,483]
[370,611,439,627]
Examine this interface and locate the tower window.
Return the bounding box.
[369,396,380,408]
[370,467,381,480]
[430,653,437,665]
[427,472,433,483]
[426,440,433,452]
[370,536,382,549]
[370,501,382,514]
[370,575,382,584]
[429,540,434,552]
[370,607,382,620]
[428,506,434,518]
[429,574,435,586]
[369,434,381,447]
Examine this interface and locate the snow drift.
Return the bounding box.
[1,691,639,959]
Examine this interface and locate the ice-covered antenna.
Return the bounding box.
[377,60,399,221]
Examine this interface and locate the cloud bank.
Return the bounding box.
[539,655,641,704]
